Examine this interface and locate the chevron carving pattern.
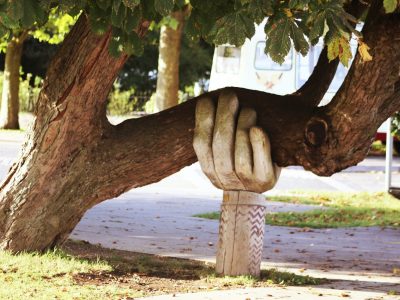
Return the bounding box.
[216,191,267,277]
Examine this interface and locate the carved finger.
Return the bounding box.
[235,108,257,190]
[193,96,223,189]
[249,127,281,193]
[212,90,245,190]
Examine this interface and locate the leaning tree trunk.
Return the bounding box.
[0,9,399,252]
[0,32,27,129]
[154,10,185,112]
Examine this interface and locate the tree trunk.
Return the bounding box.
[154,10,185,112]
[0,16,128,252]
[0,11,399,252]
[0,32,27,129]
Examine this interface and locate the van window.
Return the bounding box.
[295,43,357,92]
[254,42,292,71]
[216,46,241,74]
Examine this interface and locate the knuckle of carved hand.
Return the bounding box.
[259,178,275,191]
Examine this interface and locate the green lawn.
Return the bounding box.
[0,248,138,300]
[195,191,400,228]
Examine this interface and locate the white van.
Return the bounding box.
[209,20,357,105]
[208,21,398,151]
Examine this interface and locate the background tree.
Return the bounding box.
[118,33,212,90]
[154,9,186,111]
[0,9,75,129]
[0,39,57,81]
[0,30,27,129]
[111,28,213,112]
[0,0,398,252]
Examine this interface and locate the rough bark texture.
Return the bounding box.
[0,32,27,129]
[154,10,185,112]
[0,9,399,252]
[0,16,127,252]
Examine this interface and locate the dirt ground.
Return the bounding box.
[62,239,400,299]
[62,240,325,298]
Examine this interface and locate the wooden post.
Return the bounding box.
[216,190,267,277]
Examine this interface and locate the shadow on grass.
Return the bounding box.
[62,239,325,286]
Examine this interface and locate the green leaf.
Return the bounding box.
[8,1,23,21]
[0,24,9,38]
[97,0,112,10]
[124,6,141,32]
[289,0,309,9]
[21,0,46,27]
[123,0,140,9]
[264,16,291,64]
[383,0,398,13]
[309,12,325,45]
[0,12,19,29]
[247,0,273,24]
[142,0,158,21]
[161,15,180,30]
[111,3,126,27]
[113,0,122,14]
[59,0,79,11]
[90,16,109,35]
[290,21,309,56]
[154,0,174,16]
[213,12,255,46]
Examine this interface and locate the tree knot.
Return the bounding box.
[305,117,328,147]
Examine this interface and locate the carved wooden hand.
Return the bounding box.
[193,89,281,193]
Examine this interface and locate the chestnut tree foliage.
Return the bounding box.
[0,0,397,65]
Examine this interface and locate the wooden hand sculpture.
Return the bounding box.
[194,89,281,193]
[193,89,281,277]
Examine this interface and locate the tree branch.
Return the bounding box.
[89,11,400,203]
[293,47,339,107]
[293,0,370,107]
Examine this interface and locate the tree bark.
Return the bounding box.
[154,10,185,112]
[0,16,127,252]
[0,32,27,129]
[0,10,399,252]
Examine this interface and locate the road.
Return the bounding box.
[2,131,400,193]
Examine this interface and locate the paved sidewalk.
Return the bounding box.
[71,190,400,300]
[142,285,399,300]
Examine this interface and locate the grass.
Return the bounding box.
[0,248,138,300]
[206,269,324,287]
[0,240,325,300]
[195,191,400,229]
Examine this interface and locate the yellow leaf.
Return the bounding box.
[327,36,352,67]
[284,9,293,18]
[358,41,373,62]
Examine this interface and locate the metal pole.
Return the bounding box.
[385,117,393,191]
